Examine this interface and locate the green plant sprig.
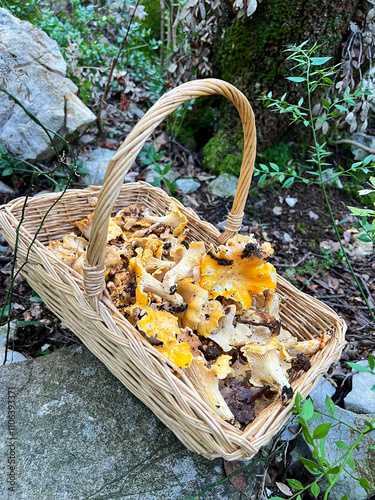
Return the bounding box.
[258,42,375,323]
[270,392,374,500]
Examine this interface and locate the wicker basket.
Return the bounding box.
[0,79,346,461]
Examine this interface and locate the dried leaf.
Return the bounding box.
[223,460,247,493]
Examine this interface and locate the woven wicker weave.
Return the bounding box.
[0,79,346,461]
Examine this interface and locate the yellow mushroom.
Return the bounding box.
[129,249,185,307]
[241,339,293,403]
[137,307,192,368]
[184,355,234,421]
[143,201,188,236]
[200,238,276,310]
[163,241,206,294]
[197,300,225,337]
[209,305,256,352]
[177,278,209,330]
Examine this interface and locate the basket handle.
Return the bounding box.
[84,78,256,302]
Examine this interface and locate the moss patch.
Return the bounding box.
[203,129,244,176]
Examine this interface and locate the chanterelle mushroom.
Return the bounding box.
[197,300,225,338]
[163,241,206,294]
[200,236,276,310]
[184,355,235,421]
[143,201,188,236]
[177,278,209,330]
[130,249,185,307]
[275,329,331,357]
[209,305,256,352]
[137,307,192,368]
[241,339,293,403]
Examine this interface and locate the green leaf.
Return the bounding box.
[154,164,162,174]
[313,423,332,439]
[152,177,162,187]
[325,395,335,416]
[323,77,334,85]
[2,167,13,176]
[311,56,331,65]
[287,76,305,83]
[298,457,320,474]
[358,234,372,243]
[29,296,44,303]
[301,398,315,421]
[335,440,349,450]
[258,174,267,184]
[326,466,340,474]
[363,154,372,166]
[341,495,349,500]
[347,456,356,470]
[1,302,14,318]
[334,104,348,112]
[322,99,330,108]
[359,478,370,490]
[282,177,295,188]
[270,162,279,172]
[346,362,372,373]
[371,384,375,391]
[310,482,320,497]
[286,478,303,490]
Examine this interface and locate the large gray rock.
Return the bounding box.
[208,174,238,198]
[345,361,375,414]
[0,8,96,161]
[297,379,375,500]
[0,345,262,499]
[79,148,115,186]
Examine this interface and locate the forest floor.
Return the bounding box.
[0,105,374,499]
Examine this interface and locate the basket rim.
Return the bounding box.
[0,182,347,452]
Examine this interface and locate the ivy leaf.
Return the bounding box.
[287,76,305,83]
[311,56,331,65]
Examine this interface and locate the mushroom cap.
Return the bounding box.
[177,278,209,330]
[200,251,276,310]
[163,241,206,294]
[143,201,188,236]
[185,356,234,420]
[209,305,256,352]
[137,307,192,368]
[197,300,225,337]
[241,339,292,398]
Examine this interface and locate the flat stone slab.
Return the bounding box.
[0,345,261,500]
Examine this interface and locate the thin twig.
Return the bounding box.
[336,139,375,154]
[96,0,140,134]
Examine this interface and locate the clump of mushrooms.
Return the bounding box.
[47,201,331,427]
